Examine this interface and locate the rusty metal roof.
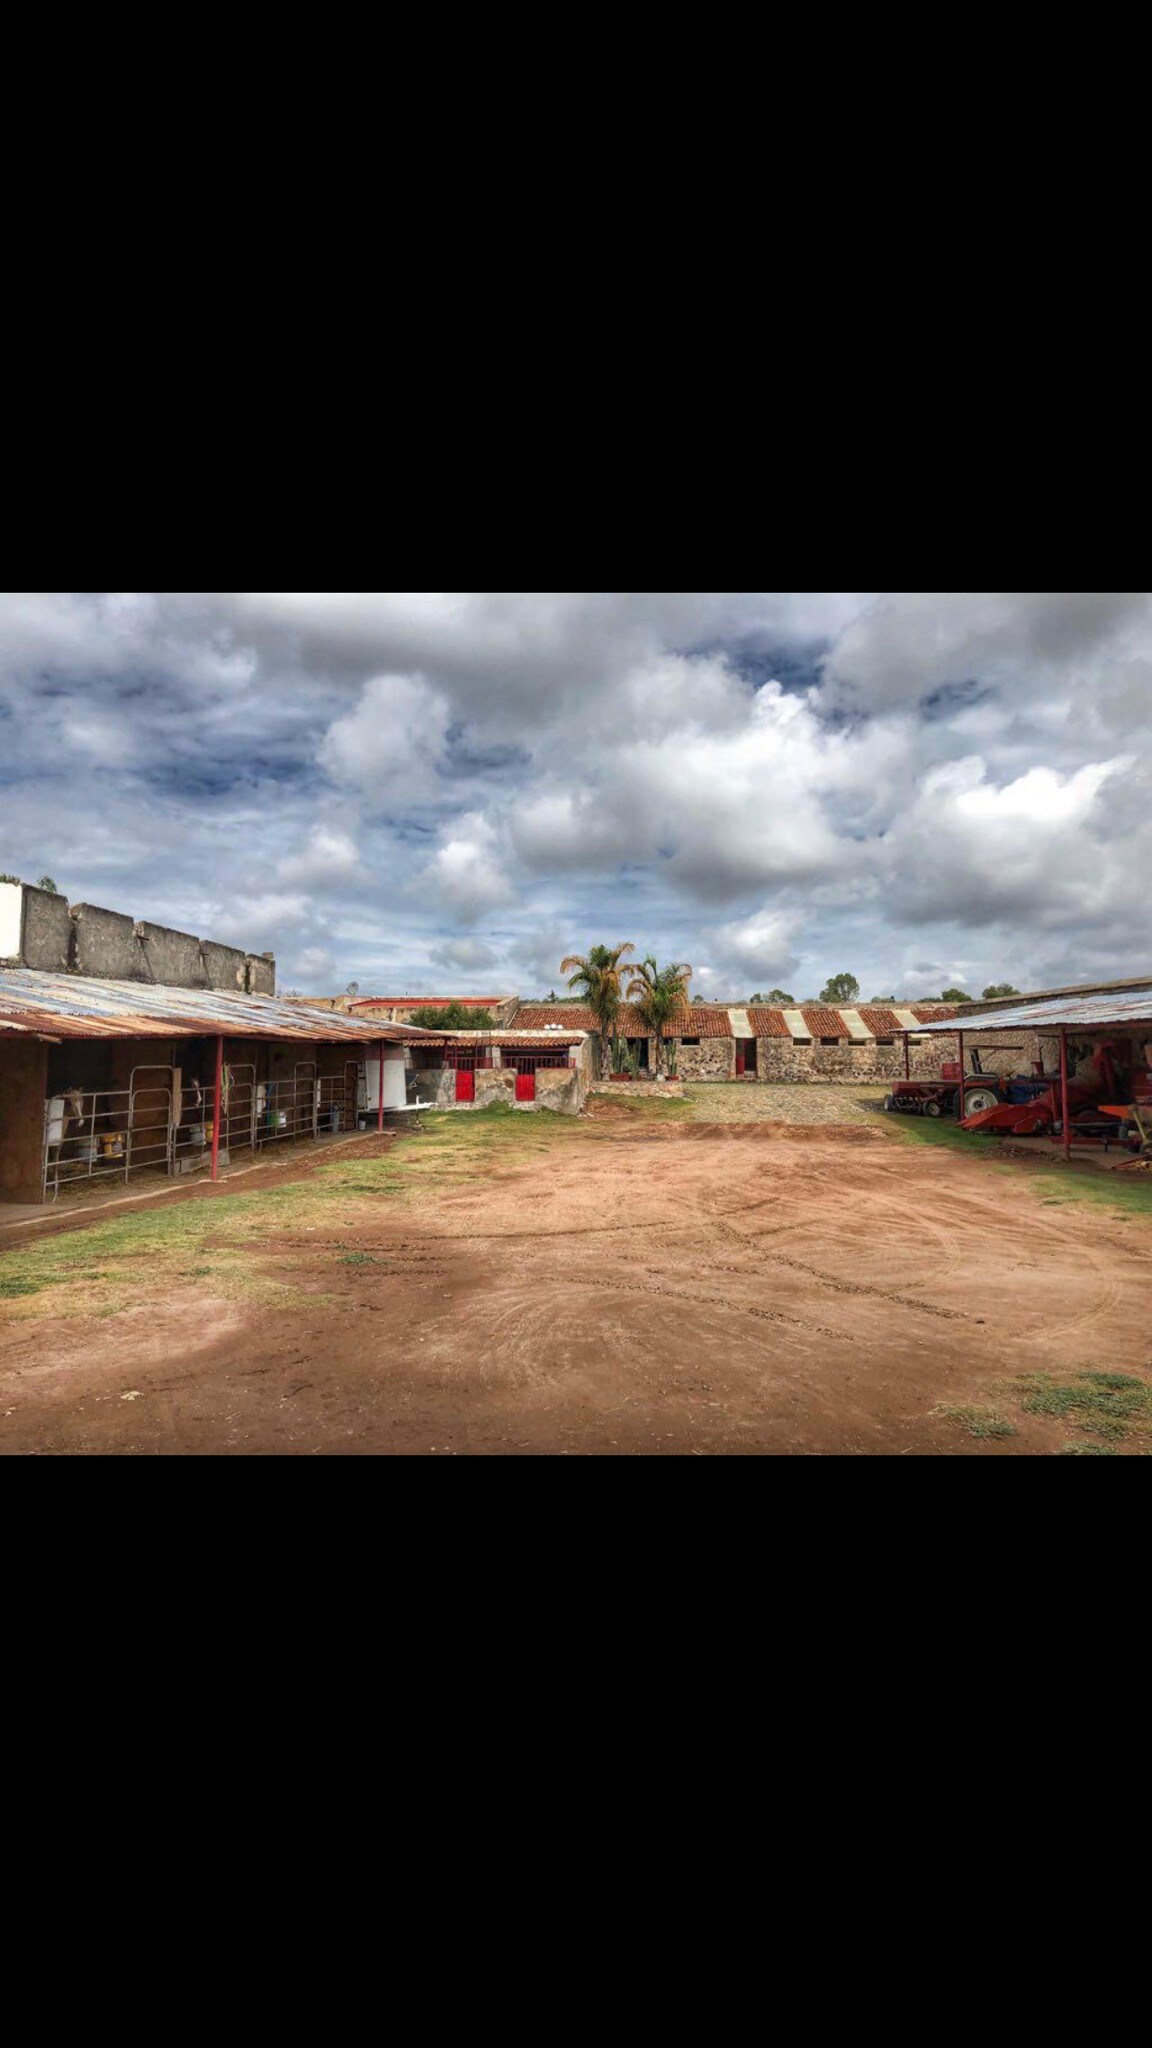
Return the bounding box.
[0,968,443,1044]
[912,987,1152,1035]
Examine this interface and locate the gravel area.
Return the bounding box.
[680,1083,890,1125]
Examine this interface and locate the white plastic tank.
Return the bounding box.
[364,1048,407,1111]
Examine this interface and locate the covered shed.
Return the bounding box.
[0,968,440,1206]
[908,986,1152,1159]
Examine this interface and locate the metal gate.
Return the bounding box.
[456,1061,475,1102]
[515,1068,536,1102]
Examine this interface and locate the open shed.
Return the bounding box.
[907,986,1152,1160]
[0,968,441,1208]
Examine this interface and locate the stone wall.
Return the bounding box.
[0,883,72,970]
[407,1062,588,1113]
[677,1039,734,1081]
[755,1029,1050,1084]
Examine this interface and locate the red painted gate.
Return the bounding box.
[515,1068,536,1102]
[455,1064,475,1102]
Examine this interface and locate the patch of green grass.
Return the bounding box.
[1057,1442,1119,1456]
[0,1109,588,1316]
[933,1403,1018,1440]
[1032,1171,1152,1221]
[0,1273,44,1299]
[1014,1370,1152,1442]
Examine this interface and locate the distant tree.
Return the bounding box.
[36,875,60,894]
[871,995,897,1004]
[409,1001,496,1031]
[0,873,20,885]
[819,973,860,1005]
[940,987,973,1003]
[626,957,693,1078]
[559,943,635,1077]
[982,982,1020,999]
[750,988,795,1004]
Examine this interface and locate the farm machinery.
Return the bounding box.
[886,1039,1152,1154]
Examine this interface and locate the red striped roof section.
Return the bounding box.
[911,1004,958,1023]
[858,1006,902,1037]
[747,1007,791,1038]
[679,1006,739,1037]
[801,1006,848,1039]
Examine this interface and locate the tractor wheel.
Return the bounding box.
[923,1097,944,1118]
[963,1088,1000,1116]
[883,1094,897,1112]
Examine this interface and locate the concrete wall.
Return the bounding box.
[70,903,143,979]
[0,1038,49,1202]
[136,922,207,986]
[1,883,73,969]
[247,955,277,996]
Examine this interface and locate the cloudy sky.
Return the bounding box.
[1,592,1146,999]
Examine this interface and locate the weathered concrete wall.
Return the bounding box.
[0,1038,49,1202]
[136,922,206,986]
[17,885,73,970]
[70,903,144,980]
[247,954,276,996]
[194,940,249,992]
[534,1066,588,1113]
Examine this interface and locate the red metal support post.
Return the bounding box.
[377,1039,385,1133]
[956,1029,965,1121]
[1060,1026,1071,1162]
[210,1035,224,1182]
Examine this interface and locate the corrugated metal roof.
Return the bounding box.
[912,987,1152,1034]
[0,968,442,1044]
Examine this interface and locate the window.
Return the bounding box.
[821,1037,839,1046]
[792,1036,811,1047]
[875,1037,894,1047]
[681,1036,700,1046]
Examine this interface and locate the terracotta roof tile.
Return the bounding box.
[858,1006,902,1037]
[911,1004,958,1023]
[801,1006,848,1039]
[747,1007,791,1037]
[512,1003,598,1031]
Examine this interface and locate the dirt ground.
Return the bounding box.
[2,1091,1150,1455]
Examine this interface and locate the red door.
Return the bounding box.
[515,1068,536,1102]
[735,1046,746,1076]
[456,1067,475,1102]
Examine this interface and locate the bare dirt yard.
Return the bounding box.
[2,1087,1150,1455]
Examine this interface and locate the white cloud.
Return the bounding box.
[278,824,361,888]
[425,813,515,924]
[318,673,451,805]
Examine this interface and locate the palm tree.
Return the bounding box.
[559,942,635,1077]
[626,957,693,1078]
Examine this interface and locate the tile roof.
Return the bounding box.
[676,1006,735,1038]
[858,1006,902,1037]
[747,1007,792,1038]
[911,1004,958,1023]
[512,1004,598,1031]
[801,1006,849,1039]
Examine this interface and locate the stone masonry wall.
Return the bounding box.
[677,1040,734,1081]
[756,1029,1050,1084]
